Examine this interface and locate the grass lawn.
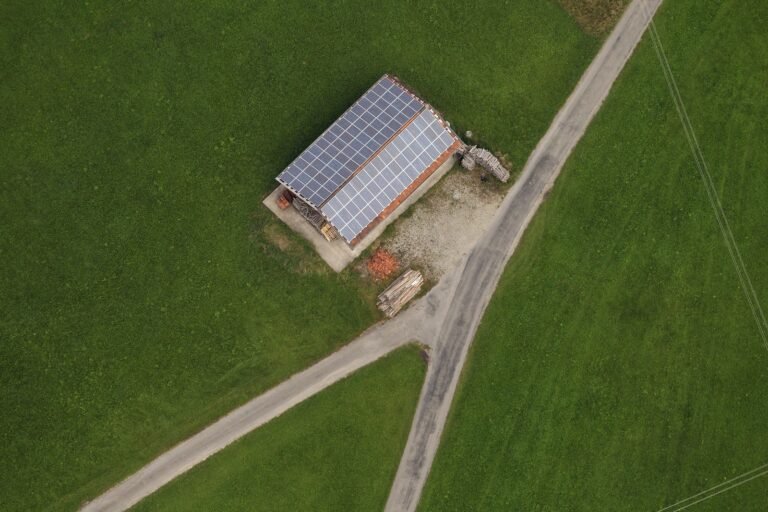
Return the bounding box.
[131,345,425,511]
[0,1,601,510]
[419,0,768,510]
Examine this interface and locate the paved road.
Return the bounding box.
[79,200,468,512]
[384,1,663,510]
[81,1,661,510]
[80,300,437,512]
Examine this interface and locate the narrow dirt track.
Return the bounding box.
[384,1,663,510]
[80,261,466,512]
[79,301,427,511]
[81,1,662,510]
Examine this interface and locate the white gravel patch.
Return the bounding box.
[383,168,505,280]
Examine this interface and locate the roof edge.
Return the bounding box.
[275,75,403,208]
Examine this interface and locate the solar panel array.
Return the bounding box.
[277,76,423,207]
[321,109,456,243]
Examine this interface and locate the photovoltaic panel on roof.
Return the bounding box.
[321,109,456,243]
[277,76,423,208]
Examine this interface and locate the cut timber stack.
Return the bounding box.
[461,145,510,182]
[377,269,423,318]
[292,197,325,228]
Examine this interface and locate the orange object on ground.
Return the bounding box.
[277,188,294,209]
[367,248,399,280]
[277,195,291,209]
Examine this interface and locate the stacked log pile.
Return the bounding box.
[461,145,510,182]
[292,197,325,228]
[377,269,423,318]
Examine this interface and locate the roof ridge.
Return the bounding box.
[319,101,426,209]
[277,75,423,210]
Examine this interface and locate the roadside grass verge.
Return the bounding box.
[132,345,425,511]
[420,0,768,510]
[0,1,597,510]
[558,0,630,37]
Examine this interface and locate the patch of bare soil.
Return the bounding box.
[263,223,296,252]
[382,169,504,280]
[558,0,628,36]
[260,222,329,275]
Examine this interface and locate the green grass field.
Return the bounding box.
[132,346,425,511]
[0,1,600,510]
[420,0,768,510]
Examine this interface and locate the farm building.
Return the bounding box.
[275,75,461,247]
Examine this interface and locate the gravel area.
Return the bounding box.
[383,168,505,279]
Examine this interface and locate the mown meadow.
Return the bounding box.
[0,1,601,509]
[133,346,425,511]
[420,0,768,510]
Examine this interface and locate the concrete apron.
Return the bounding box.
[263,155,457,272]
